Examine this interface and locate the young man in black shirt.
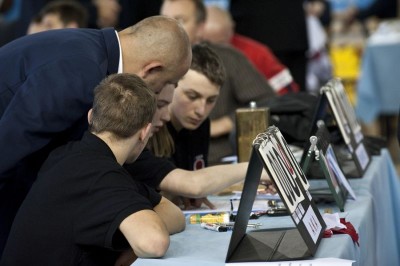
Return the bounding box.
[0,74,185,266]
[160,0,276,164]
[125,44,274,210]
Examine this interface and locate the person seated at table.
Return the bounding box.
[27,0,88,34]
[0,74,185,266]
[125,43,275,210]
[160,0,276,165]
[202,5,300,95]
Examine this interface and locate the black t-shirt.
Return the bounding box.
[124,148,176,189]
[1,132,161,266]
[167,119,210,170]
[124,119,210,189]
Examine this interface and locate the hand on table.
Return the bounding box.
[181,197,216,210]
[259,179,277,194]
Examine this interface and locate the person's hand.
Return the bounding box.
[181,197,216,210]
[259,179,277,194]
[259,170,276,193]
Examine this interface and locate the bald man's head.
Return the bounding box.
[128,16,190,62]
[119,16,192,94]
[203,6,234,45]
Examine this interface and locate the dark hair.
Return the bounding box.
[191,42,225,87]
[40,0,88,28]
[149,42,225,157]
[89,73,156,139]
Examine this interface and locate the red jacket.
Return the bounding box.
[231,33,299,95]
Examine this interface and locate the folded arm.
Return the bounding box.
[119,196,185,259]
[153,196,185,234]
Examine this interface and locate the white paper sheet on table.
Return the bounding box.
[325,147,357,200]
[231,191,280,200]
[225,257,355,266]
[182,197,273,215]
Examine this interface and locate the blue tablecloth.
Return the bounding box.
[133,150,400,266]
[355,41,400,123]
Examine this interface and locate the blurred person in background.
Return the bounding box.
[27,0,88,34]
[230,0,309,91]
[203,5,300,95]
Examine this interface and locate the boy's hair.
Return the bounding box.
[89,73,156,140]
[191,42,225,87]
[149,43,225,157]
[40,0,88,28]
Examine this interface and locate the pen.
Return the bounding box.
[230,199,237,221]
[266,207,289,216]
[201,223,228,232]
[216,222,262,229]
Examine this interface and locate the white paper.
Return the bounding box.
[225,257,355,266]
[355,143,369,170]
[231,191,281,201]
[182,199,269,215]
[323,213,347,230]
[326,148,357,200]
[303,206,323,243]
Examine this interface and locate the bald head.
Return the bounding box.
[121,16,190,67]
[203,6,234,45]
[118,16,192,93]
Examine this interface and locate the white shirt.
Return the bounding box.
[115,31,123,73]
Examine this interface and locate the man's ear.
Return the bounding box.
[139,123,152,142]
[87,108,93,124]
[140,61,163,79]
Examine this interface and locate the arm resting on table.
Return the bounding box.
[159,162,270,198]
[119,209,170,258]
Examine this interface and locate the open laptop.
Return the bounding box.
[300,78,374,179]
[226,126,326,263]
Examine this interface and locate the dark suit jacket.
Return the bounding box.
[230,0,308,53]
[0,27,119,186]
[230,0,309,90]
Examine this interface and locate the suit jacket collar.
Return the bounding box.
[101,28,119,75]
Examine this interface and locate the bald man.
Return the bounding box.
[0,15,191,258]
[203,5,299,95]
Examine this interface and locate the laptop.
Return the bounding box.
[300,79,372,178]
[226,126,326,263]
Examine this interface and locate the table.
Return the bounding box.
[133,150,400,266]
[355,21,400,124]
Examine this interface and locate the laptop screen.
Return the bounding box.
[226,126,326,262]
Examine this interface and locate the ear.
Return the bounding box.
[140,61,163,79]
[87,108,93,124]
[139,123,152,142]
